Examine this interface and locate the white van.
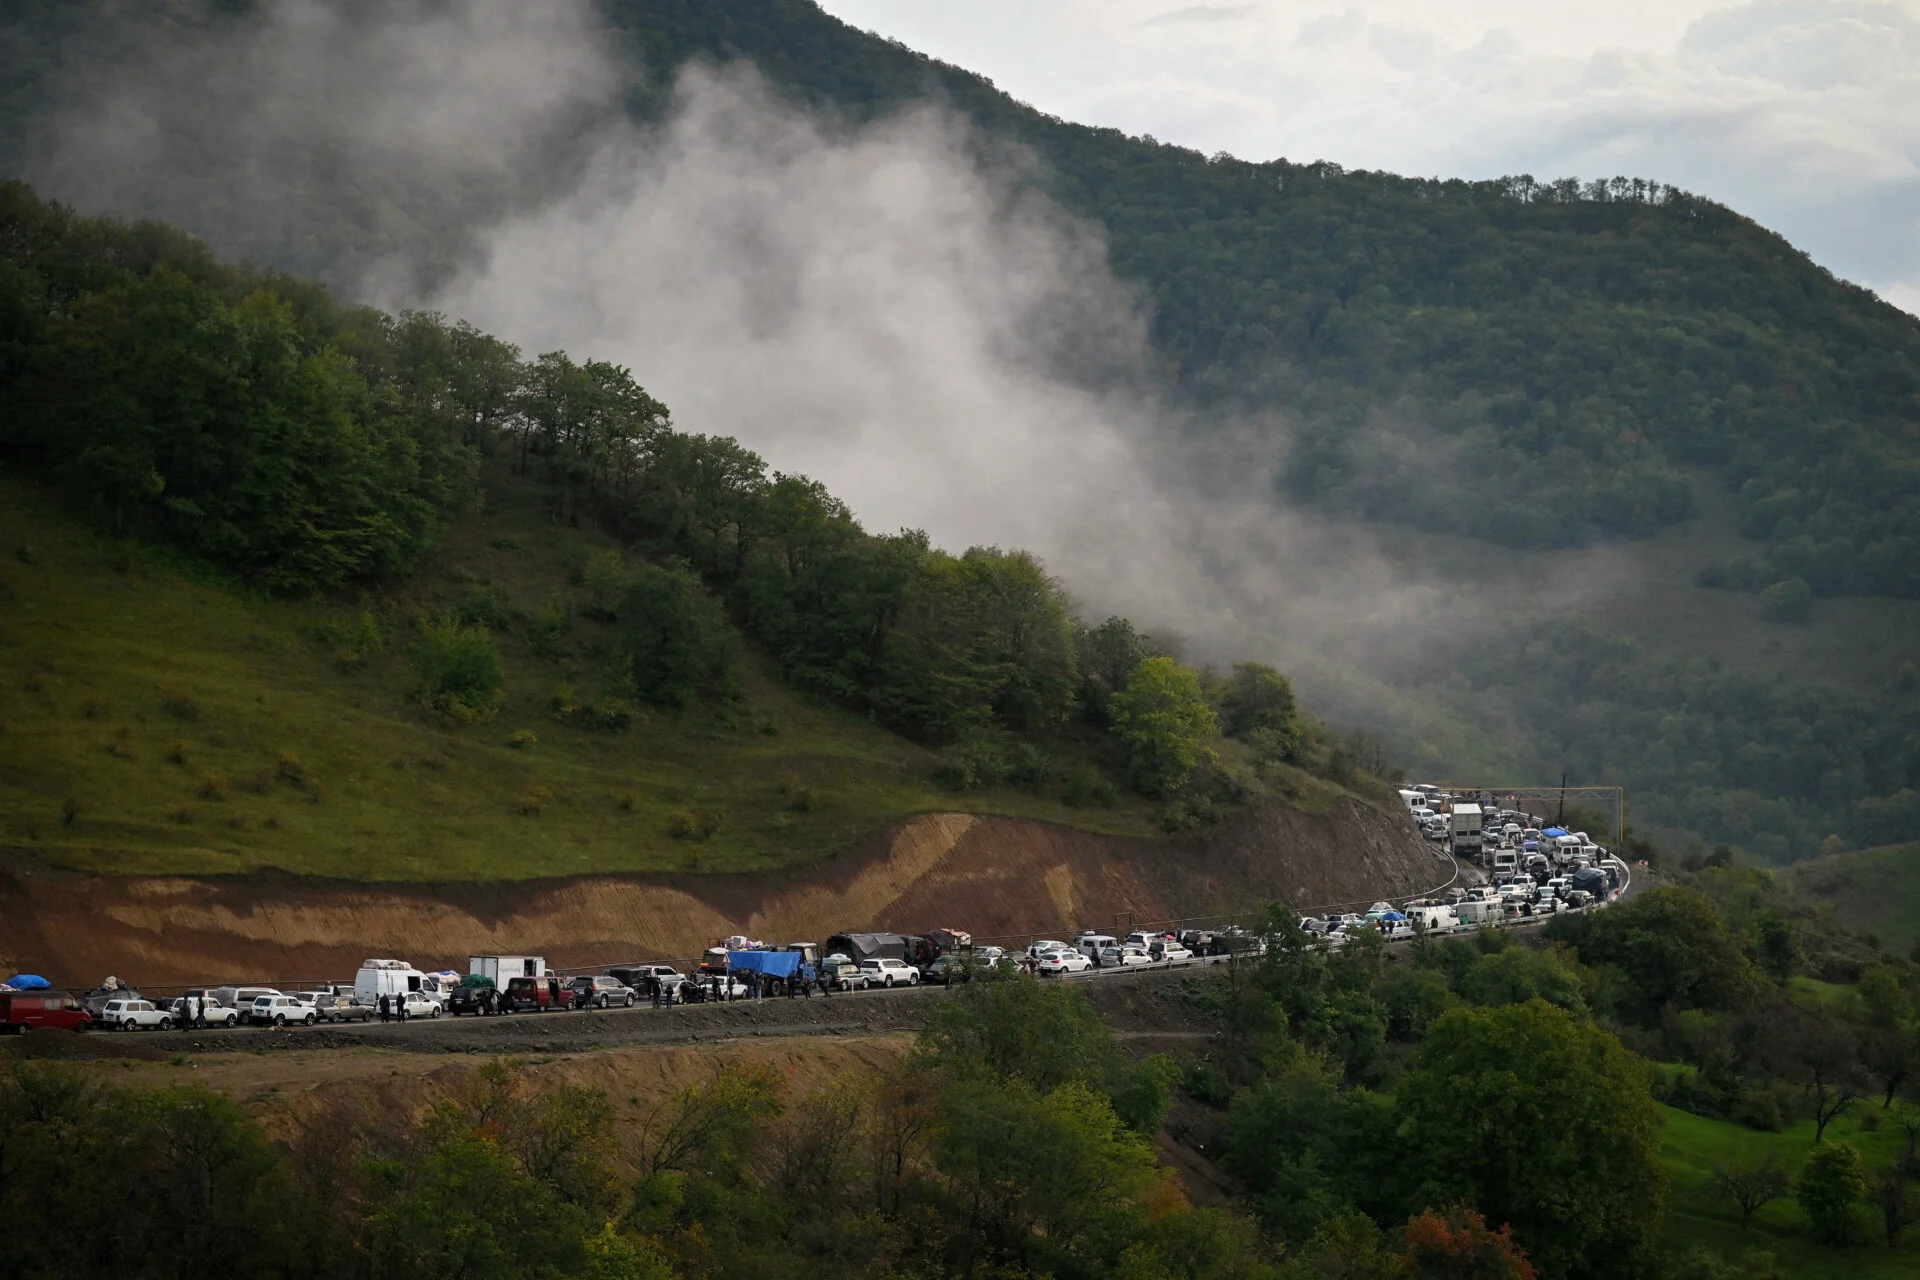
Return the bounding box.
[1407,905,1458,934]
[1454,900,1502,927]
[1076,933,1118,963]
[354,959,438,1008]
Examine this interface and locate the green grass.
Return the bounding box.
[1657,1100,1920,1275]
[0,470,1175,880]
[1788,843,1920,957]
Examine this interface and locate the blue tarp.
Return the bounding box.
[728,950,802,978]
[6,975,50,990]
[1543,827,1570,838]
[1379,912,1408,921]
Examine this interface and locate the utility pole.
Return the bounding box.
[1556,771,1567,827]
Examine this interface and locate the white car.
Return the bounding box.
[169,996,240,1028]
[1028,939,1068,958]
[251,994,318,1026]
[397,993,442,1018]
[859,958,920,988]
[1098,945,1152,967]
[1035,948,1092,975]
[101,998,172,1031]
[1150,941,1193,963]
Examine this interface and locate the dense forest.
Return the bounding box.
[7,872,1920,1279]
[0,180,1354,824]
[3,0,1918,593]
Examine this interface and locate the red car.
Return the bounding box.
[502,976,577,1012]
[1,992,93,1034]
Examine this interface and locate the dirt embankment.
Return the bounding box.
[0,797,1443,986]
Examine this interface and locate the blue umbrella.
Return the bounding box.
[7,974,51,990]
[1543,827,1570,838]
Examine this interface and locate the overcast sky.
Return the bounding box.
[819,0,1920,315]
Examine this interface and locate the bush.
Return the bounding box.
[517,785,552,816]
[157,686,201,721]
[1061,762,1118,808]
[507,729,537,750]
[617,563,735,708]
[412,618,502,718]
[1797,1142,1870,1245]
[667,810,720,840]
[452,585,516,630]
[1758,577,1815,623]
[934,734,1011,791]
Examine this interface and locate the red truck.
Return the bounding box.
[0,992,93,1034]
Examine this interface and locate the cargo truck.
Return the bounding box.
[1449,803,1484,858]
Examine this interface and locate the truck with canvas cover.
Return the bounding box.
[825,932,910,962]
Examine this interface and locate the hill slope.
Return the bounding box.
[0,469,1180,881]
[1786,842,1920,957]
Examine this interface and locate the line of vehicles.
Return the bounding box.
[1,856,1626,1036]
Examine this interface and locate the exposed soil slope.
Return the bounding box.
[0,797,1443,986]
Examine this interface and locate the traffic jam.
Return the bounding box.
[0,791,1627,1036]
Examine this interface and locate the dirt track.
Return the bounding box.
[0,799,1447,986]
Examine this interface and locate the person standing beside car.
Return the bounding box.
[378,993,389,1023]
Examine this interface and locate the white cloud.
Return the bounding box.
[821,0,1920,310]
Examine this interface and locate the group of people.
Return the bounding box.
[647,967,820,1006]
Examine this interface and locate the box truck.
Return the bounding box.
[1449,803,1484,858]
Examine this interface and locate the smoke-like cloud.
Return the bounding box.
[15,0,1626,769]
[15,0,619,293]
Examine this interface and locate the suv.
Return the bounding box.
[101,998,172,1031]
[571,975,637,1008]
[1035,947,1091,975]
[610,965,685,995]
[251,994,318,1027]
[858,958,919,988]
[168,993,241,1028]
[819,956,866,991]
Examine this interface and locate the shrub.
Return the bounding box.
[935,734,1011,791]
[197,774,229,801]
[164,739,191,766]
[507,729,538,750]
[1061,762,1119,808]
[1797,1142,1870,1245]
[617,563,735,708]
[580,549,634,620]
[81,697,105,719]
[517,785,552,815]
[1758,576,1815,623]
[157,686,201,720]
[412,618,502,719]
[60,798,79,825]
[616,792,637,811]
[167,806,196,824]
[667,810,719,840]
[453,585,516,630]
[274,752,306,784]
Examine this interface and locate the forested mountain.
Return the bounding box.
[6,0,1915,591]
[1,0,1917,862]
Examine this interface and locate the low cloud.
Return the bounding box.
[824,0,1920,311]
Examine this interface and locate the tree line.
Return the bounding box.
[0,181,1348,812]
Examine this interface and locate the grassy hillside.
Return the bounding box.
[1658,1102,1920,1276]
[1787,843,1920,957]
[3,1,1917,863]
[0,469,1172,881]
